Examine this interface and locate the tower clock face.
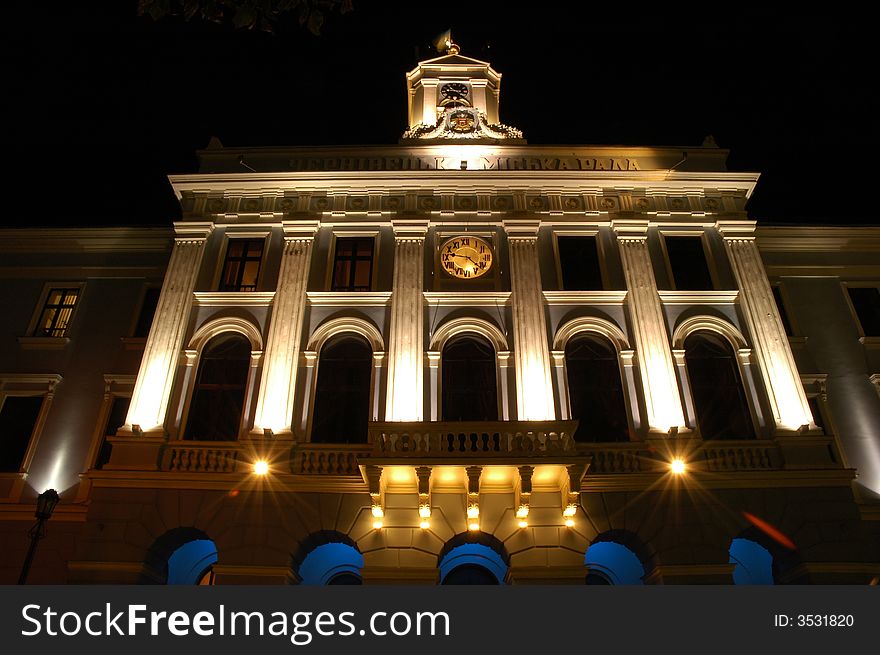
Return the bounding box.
[440,235,494,279]
[440,82,469,100]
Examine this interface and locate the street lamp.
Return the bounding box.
[18,489,60,585]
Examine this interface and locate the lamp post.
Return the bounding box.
[17,489,60,585]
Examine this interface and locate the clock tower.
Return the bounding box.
[402,40,524,142]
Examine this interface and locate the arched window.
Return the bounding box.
[565,334,629,441]
[311,335,372,443]
[684,331,754,440]
[729,538,775,585]
[442,335,497,421]
[584,541,645,585]
[185,333,251,440]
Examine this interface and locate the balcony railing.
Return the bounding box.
[366,421,581,463]
[291,444,371,476]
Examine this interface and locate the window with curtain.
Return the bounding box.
[311,335,372,443]
[564,334,629,442]
[34,287,80,337]
[441,335,498,421]
[185,333,251,441]
[684,331,755,439]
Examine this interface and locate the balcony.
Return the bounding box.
[365,420,583,465]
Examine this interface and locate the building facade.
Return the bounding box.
[1,48,879,585]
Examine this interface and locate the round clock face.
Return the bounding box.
[440,235,494,279]
[440,82,469,100]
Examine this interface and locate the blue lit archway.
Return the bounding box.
[729,537,775,585]
[438,533,509,584]
[584,540,646,585]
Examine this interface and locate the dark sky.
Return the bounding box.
[6,4,877,227]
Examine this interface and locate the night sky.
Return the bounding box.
[7,4,877,227]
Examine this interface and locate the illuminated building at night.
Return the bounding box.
[1,45,879,585]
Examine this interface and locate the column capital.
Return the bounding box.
[610,218,649,238]
[173,221,215,240]
[715,219,757,239]
[392,219,429,239]
[426,351,441,368]
[502,219,541,239]
[282,220,319,239]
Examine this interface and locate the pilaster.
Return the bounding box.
[385,220,428,421]
[612,220,687,433]
[252,221,319,436]
[717,220,814,431]
[123,222,213,436]
[504,220,556,420]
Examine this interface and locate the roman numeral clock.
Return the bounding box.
[440,235,494,279]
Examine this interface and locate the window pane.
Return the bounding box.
[219,239,264,292]
[772,286,794,336]
[0,396,44,472]
[558,236,603,290]
[311,336,373,443]
[37,308,58,335]
[848,287,880,336]
[565,335,629,441]
[331,238,374,291]
[442,336,498,421]
[665,236,714,290]
[685,332,754,439]
[352,260,371,289]
[133,288,161,337]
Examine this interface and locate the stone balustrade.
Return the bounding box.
[367,420,580,462]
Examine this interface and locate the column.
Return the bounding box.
[124,222,213,434]
[550,351,569,419]
[619,349,643,432]
[612,220,688,433]
[426,351,441,421]
[385,221,427,421]
[504,220,556,421]
[717,221,813,431]
[253,221,319,436]
[299,351,317,434]
[497,350,512,420]
[371,351,385,421]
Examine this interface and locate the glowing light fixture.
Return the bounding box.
[517,519,529,529]
[670,458,687,475]
[419,519,431,530]
[419,504,432,519]
[372,519,383,530]
[371,504,384,519]
[467,501,480,531]
[564,518,575,528]
[253,460,269,476]
[563,503,577,517]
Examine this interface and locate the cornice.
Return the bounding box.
[658,290,739,304]
[755,226,880,252]
[0,227,173,253]
[194,291,276,307]
[543,290,627,305]
[307,291,392,307]
[424,291,511,306]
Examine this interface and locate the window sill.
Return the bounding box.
[120,337,146,351]
[18,336,70,350]
[859,336,880,348]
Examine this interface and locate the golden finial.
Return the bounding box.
[433,29,460,55]
[446,40,460,55]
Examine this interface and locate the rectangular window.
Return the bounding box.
[772,285,794,336]
[331,237,374,291]
[219,239,264,292]
[0,396,44,472]
[847,287,880,336]
[95,396,130,470]
[133,287,161,338]
[664,236,714,290]
[34,288,79,337]
[557,236,604,290]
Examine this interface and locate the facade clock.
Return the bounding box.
[440,235,494,279]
